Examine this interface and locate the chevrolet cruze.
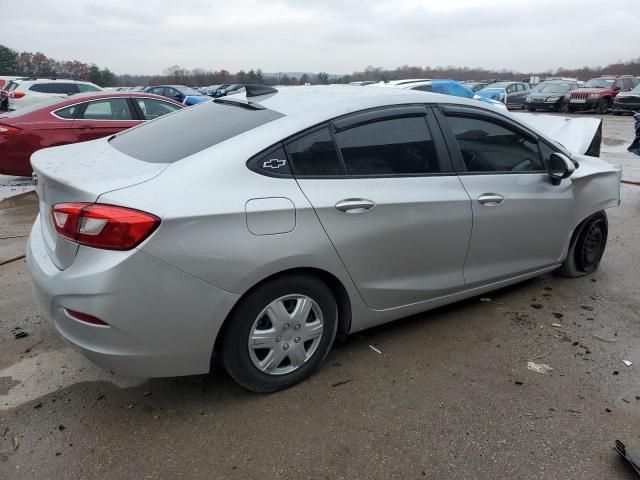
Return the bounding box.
[27,85,621,392]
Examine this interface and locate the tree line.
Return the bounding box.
[0,44,116,87]
[2,42,639,88]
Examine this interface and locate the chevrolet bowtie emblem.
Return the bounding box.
[263,158,286,169]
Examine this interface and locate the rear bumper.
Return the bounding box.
[26,215,240,377]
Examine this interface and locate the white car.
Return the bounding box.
[1,78,103,110]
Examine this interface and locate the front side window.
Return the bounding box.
[335,116,439,175]
[135,98,181,120]
[614,80,625,90]
[78,83,100,92]
[446,115,543,173]
[79,98,133,120]
[286,128,343,176]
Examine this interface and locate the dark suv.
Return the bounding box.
[568,76,636,114]
[612,80,640,115]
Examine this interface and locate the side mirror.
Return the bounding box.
[548,152,575,185]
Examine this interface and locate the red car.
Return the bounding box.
[0,92,185,176]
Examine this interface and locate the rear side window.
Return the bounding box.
[446,115,543,173]
[53,104,80,119]
[110,100,284,163]
[286,128,343,176]
[29,84,53,93]
[335,117,439,175]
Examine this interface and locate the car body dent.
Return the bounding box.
[570,154,621,227]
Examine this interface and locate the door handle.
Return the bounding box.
[478,194,504,206]
[76,125,95,130]
[335,198,376,213]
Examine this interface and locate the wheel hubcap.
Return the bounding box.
[248,294,324,375]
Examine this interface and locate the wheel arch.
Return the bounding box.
[213,267,353,357]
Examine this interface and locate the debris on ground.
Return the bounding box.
[369,345,382,354]
[527,361,554,374]
[331,379,353,387]
[614,440,640,475]
[552,312,564,319]
[480,297,491,302]
[531,303,544,309]
[623,360,633,367]
[12,435,19,451]
[592,334,618,342]
[580,305,594,311]
[551,323,563,328]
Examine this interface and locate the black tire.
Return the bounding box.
[221,274,338,393]
[595,99,609,115]
[527,107,535,112]
[567,106,575,113]
[557,212,608,278]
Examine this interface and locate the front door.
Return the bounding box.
[438,108,575,287]
[289,108,472,310]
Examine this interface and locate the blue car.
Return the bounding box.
[144,85,210,106]
[393,79,507,109]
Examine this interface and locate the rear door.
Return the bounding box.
[290,106,472,310]
[436,105,575,287]
[72,97,141,142]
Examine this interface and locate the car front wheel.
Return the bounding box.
[595,99,609,114]
[220,274,338,392]
[557,212,608,277]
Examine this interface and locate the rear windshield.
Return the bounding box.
[109,100,284,163]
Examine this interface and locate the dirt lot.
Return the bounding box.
[1,114,639,480]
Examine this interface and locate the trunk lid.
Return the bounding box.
[31,137,167,269]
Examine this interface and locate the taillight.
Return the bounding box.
[51,203,160,250]
[0,124,21,136]
[10,91,25,99]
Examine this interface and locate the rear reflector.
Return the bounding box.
[0,124,21,136]
[51,203,160,250]
[65,308,109,326]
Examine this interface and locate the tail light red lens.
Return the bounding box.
[10,91,25,99]
[0,124,22,136]
[51,203,160,250]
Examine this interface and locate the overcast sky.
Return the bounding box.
[4,0,639,75]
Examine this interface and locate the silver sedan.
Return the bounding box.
[27,85,621,392]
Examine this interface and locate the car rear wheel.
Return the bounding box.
[220,274,338,392]
[595,99,609,115]
[557,212,608,278]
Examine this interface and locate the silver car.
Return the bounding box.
[27,85,621,392]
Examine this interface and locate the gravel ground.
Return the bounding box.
[0,113,639,480]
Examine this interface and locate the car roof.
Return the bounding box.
[13,78,98,84]
[242,85,486,120]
